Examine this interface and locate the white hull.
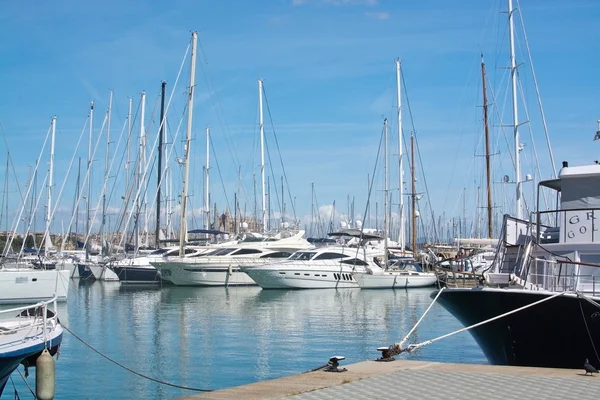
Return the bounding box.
[242,264,360,289]
[0,269,70,304]
[155,262,257,286]
[353,271,437,289]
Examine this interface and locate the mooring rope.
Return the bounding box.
[402,290,568,353]
[61,323,213,392]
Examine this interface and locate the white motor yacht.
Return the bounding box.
[152,230,313,286]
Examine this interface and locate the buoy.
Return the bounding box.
[36,348,55,400]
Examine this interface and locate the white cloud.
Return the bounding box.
[365,11,390,20]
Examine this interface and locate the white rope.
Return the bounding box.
[576,291,600,310]
[404,290,568,353]
[397,287,445,349]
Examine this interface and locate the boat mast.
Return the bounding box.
[75,157,80,238]
[135,91,146,252]
[395,58,405,250]
[258,79,267,233]
[179,31,197,257]
[45,116,56,255]
[126,97,132,195]
[383,118,389,268]
[86,101,93,262]
[204,127,210,233]
[140,91,148,247]
[411,133,417,257]
[481,55,493,238]
[508,0,522,220]
[101,90,113,257]
[156,81,166,249]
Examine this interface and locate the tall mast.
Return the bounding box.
[179,32,197,257]
[411,133,417,256]
[102,90,113,256]
[140,91,148,246]
[281,176,285,226]
[508,0,522,219]
[204,127,210,232]
[86,101,93,261]
[383,118,389,268]
[45,116,56,254]
[481,55,493,238]
[126,97,132,193]
[395,58,405,250]
[75,157,80,237]
[258,79,267,233]
[156,81,166,249]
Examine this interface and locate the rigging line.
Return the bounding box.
[40,120,88,255]
[69,100,139,251]
[262,84,297,222]
[516,0,556,178]
[578,297,600,366]
[196,36,242,179]
[0,121,26,205]
[209,134,232,221]
[117,42,190,252]
[61,323,213,392]
[400,69,438,243]
[3,122,53,257]
[355,120,385,264]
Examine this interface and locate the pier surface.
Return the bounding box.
[176,359,600,400]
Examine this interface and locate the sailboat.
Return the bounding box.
[0,296,63,396]
[434,0,599,369]
[0,117,70,303]
[353,63,436,289]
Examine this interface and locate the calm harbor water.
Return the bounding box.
[5,281,486,399]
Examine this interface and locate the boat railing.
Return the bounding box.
[0,295,59,335]
[521,256,600,295]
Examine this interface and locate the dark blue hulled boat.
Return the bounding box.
[436,162,600,369]
[0,298,63,396]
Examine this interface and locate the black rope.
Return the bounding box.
[61,323,213,392]
[579,298,600,366]
[15,368,35,398]
[9,375,21,400]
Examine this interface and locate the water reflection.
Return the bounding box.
[9,283,486,399]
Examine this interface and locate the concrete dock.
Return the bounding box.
[176,359,600,400]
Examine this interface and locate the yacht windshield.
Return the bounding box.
[289,251,316,260]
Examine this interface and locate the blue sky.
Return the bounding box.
[0,0,599,241]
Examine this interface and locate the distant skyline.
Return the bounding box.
[1,0,599,242]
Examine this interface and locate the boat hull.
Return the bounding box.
[0,333,62,397]
[354,272,437,289]
[0,270,69,304]
[242,267,359,289]
[111,266,162,284]
[436,288,600,369]
[155,263,257,286]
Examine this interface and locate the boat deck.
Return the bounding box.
[175,359,600,400]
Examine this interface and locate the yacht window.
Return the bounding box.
[206,248,236,256]
[314,252,347,260]
[150,248,171,255]
[289,251,316,260]
[260,251,293,258]
[340,258,368,266]
[232,248,263,256]
[185,248,201,255]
